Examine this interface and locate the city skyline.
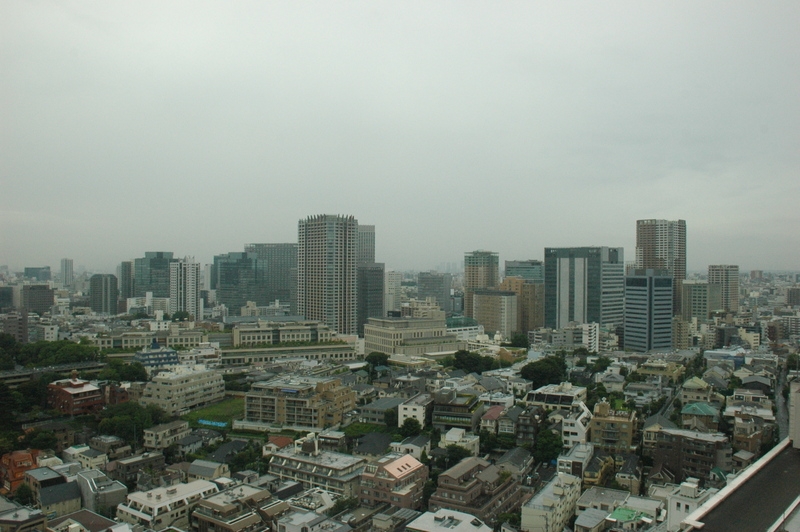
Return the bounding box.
[1,3,798,272]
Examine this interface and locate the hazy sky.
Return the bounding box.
[2,2,798,273]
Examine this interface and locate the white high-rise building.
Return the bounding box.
[170,258,202,320]
[61,258,74,287]
[384,270,403,315]
[298,214,358,335]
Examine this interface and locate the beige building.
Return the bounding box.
[464,250,499,319]
[231,320,334,347]
[143,421,191,450]
[192,484,285,532]
[472,290,518,339]
[501,276,545,334]
[589,401,637,453]
[244,376,355,429]
[520,472,581,532]
[269,435,366,497]
[139,365,225,416]
[364,317,464,356]
[360,453,428,510]
[116,480,219,531]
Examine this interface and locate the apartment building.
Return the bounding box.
[526,382,588,411]
[588,401,638,453]
[47,376,103,416]
[359,453,428,510]
[244,376,355,430]
[108,452,165,484]
[428,457,521,525]
[143,421,191,451]
[192,484,282,532]
[520,472,581,532]
[431,389,485,432]
[398,393,433,428]
[116,480,219,531]
[139,365,224,416]
[268,434,366,497]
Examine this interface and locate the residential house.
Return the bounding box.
[359,453,428,510]
[439,428,480,457]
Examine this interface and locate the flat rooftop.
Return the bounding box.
[688,444,800,531]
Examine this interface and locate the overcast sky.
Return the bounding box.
[2,1,798,274]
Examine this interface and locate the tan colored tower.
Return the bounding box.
[635,219,686,314]
[708,264,739,314]
[464,251,499,318]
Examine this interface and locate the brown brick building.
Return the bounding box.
[359,453,427,510]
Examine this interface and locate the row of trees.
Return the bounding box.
[0,334,100,369]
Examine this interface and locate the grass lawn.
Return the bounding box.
[182,397,244,428]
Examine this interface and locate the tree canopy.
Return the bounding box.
[400,417,422,438]
[98,402,169,448]
[98,360,148,382]
[533,429,563,463]
[520,355,567,389]
[365,352,389,367]
[15,340,99,368]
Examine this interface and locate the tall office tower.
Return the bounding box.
[213,251,267,313]
[624,269,673,352]
[788,287,800,308]
[464,251,499,318]
[119,260,135,302]
[298,214,358,335]
[89,274,119,315]
[505,260,544,282]
[60,259,74,287]
[417,271,453,312]
[473,290,518,338]
[708,265,740,314]
[635,219,686,314]
[22,285,55,315]
[24,267,51,282]
[384,270,403,315]
[500,277,545,333]
[357,225,376,266]
[0,287,13,312]
[544,247,624,329]
[244,243,298,305]
[170,258,202,319]
[680,280,722,322]
[357,263,385,336]
[134,252,176,298]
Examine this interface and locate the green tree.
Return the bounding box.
[506,333,530,349]
[326,496,358,516]
[520,356,567,389]
[479,429,498,453]
[400,417,422,438]
[0,382,17,427]
[435,444,472,470]
[172,311,191,322]
[384,408,398,430]
[26,430,57,451]
[14,483,34,505]
[365,352,389,367]
[533,429,562,463]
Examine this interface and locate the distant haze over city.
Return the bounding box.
[1,3,798,272]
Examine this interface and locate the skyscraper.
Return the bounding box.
[624,269,673,352]
[357,262,385,336]
[384,270,403,315]
[90,274,119,315]
[544,247,624,329]
[60,259,74,288]
[119,260,135,302]
[708,265,740,314]
[418,271,453,312]
[464,251,499,319]
[134,252,176,298]
[680,280,722,322]
[170,258,202,320]
[244,243,298,305]
[212,251,266,313]
[505,260,544,282]
[357,225,376,266]
[635,219,686,314]
[298,214,358,335]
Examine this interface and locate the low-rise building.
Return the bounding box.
[139,365,225,416]
[558,443,594,479]
[1,449,40,493]
[653,429,732,483]
[232,320,333,347]
[47,374,103,417]
[390,435,431,461]
[406,509,491,532]
[0,502,46,532]
[588,401,637,453]
[76,469,128,515]
[268,434,365,497]
[428,457,521,526]
[116,480,219,531]
[526,382,587,411]
[244,376,355,430]
[143,421,191,451]
[191,483,281,532]
[431,389,485,432]
[364,317,463,356]
[439,428,480,457]
[40,481,81,518]
[561,402,592,450]
[359,453,428,510]
[107,452,165,485]
[520,472,581,532]
[360,397,405,425]
[399,393,433,428]
[187,460,229,481]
